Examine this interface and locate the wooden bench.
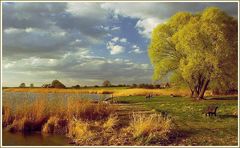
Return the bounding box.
[203,105,218,116]
[145,94,153,100]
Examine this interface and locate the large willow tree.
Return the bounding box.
[148,7,237,99]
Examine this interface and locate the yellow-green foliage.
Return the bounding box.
[128,113,174,144]
[148,7,238,98]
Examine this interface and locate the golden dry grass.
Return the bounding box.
[2,90,178,145]
[103,115,119,130]
[2,96,116,133]
[127,113,174,144]
[4,87,213,97]
[67,120,95,144]
[2,105,14,127]
[42,116,68,134]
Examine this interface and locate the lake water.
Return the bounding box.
[2,130,72,146]
[3,91,112,101]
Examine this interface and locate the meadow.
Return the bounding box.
[114,95,238,145]
[2,87,238,146]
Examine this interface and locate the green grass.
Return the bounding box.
[114,95,238,146]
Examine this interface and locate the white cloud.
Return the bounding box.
[120,38,127,43]
[4,62,16,69]
[111,26,120,31]
[111,37,127,43]
[111,37,119,42]
[129,45,144,54]
[106,42,125,55]
[4,28,20,34]
[101,3,166,38]
[135,18,163,38]
[66,3,107,20]
[132,48,143,54]
[132,45,138,48]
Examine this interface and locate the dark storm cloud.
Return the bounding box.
[101,2,238,19]
[2,27,97,60]
[54,14,107,40]
[3,3,67,29]
[3,2,109,60]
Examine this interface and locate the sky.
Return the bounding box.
[2,2,238,87]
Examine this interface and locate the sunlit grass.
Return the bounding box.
[115,95,238,146]
[127,113,174,144]
[4,87,214,97]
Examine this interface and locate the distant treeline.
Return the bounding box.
[9,80,170,89]
[72,83,170,89]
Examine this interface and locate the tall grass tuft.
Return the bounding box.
[127,113,174,144]
[103,115,119,131]
[67,119,95,144]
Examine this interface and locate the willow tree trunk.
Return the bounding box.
[198,79,210,99]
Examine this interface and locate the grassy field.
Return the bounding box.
[2,88,238,146]
[114,95,238,145]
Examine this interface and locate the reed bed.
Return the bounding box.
[2,94,176,145]
[2,96,116,134]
